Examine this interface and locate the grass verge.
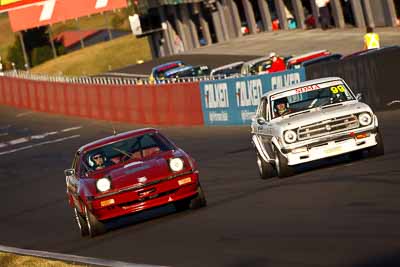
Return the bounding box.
[31,34,152,76]
[0,252,88,267]
[0,14,15,62]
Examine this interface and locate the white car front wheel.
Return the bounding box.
[274,146,295,178]
[257,154,274,179]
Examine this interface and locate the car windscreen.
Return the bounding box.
[83,133,174,172]
[155,63,183,78]
[212,64,243,76]
[170,66,209,78]
[249,59,271,74]
[270,80,355,119]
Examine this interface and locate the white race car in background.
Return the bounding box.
[251,77,384,178]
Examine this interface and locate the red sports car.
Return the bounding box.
[64,128,206,237]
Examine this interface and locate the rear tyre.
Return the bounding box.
[85,206,106,237]
[189,185,207,209]
[368,130,384,157]
[74,208,89,237]
[274,146,295,178]
[257,154,274,179]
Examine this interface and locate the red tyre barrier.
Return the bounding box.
[46,82,57,113]
[19,78,29,108]
[76,83,89,118]
[0,76,204,126]
[36,81,48,112]
[28,81,37,110]
[11,80,20,107]
[4,79,12,105]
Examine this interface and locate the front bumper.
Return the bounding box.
[285,131,378,166]
[89,172,199,221]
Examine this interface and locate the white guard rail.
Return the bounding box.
[1,70,233,85]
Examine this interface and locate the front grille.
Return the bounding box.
[297,114,359,141]
[119,188,179,209]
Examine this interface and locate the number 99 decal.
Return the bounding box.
[330,85,346,94]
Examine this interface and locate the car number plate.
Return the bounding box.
[324,146,342,155]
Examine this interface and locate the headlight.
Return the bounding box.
[96,177,111,192]
[284,130,297,144]
[359,113,372,126]
[169,158,184,172]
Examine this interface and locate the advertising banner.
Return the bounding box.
[8,0,128,32]
[200,68,306,125]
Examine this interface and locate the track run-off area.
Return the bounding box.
[0,104,400,267]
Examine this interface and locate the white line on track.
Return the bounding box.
[31,131,59,139]
[16,111,34,117]
[0,135,81,156]
[0,133,9,137]
[61,126,83,132]
[1,126,83,148]
[8,137,29,145]
[0,244,164,267]
[31,134,54,140]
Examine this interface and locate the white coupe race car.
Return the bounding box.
[251,77,384,178]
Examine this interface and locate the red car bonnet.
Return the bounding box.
[85,150,191,189]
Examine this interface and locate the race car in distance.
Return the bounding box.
[241,54,290,76]
[241,56,272,75]
[210,61,244,77]
[165,64,210,78]
[251,77,384,178]
[286,50,331,69]
[64,128,206,237]
[149,60,185,82]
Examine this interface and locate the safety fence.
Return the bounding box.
[1,46,399,126]
[0,68,307,126]
[2,70,229,86]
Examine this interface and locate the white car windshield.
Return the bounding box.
[270,80,355,119]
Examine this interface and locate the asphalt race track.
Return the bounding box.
[0,105,400,267]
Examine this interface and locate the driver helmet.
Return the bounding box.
[88,152,106,169]
[274,97,289,116]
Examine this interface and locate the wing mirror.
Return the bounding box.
[257,117,267,125]
[356,93,362,101]
[64,169,75,177]
[64,169,76,188]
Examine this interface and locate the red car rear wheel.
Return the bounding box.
[174,185,207,211]
[74,208,89,237]
[189,185,207,209]
[85,206,106,237]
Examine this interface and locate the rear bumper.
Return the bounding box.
[90,172,199,221]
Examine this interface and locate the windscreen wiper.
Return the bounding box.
[112,147,133,159]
